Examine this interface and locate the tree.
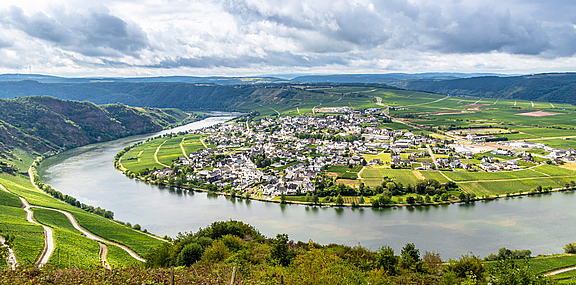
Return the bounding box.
[564,242,576,254]
[335,194,344,206]
[445,254,485,280]
[425,194,431,203]
[487,258,552,285]
[406,196,416,204]
[269,234,296,267]
[280,191,287,204]
[376,246,398,275]
[400,243,423,272]
[176,243,204,266]
[359,196,365,205]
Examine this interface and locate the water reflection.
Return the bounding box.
[37,116,576,259]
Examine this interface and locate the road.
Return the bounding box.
[154,140,169,167]
[426,145,440,170]
[30,205,146,262]
[99,243,111,270]
[544,266,576,276]
[179,137,189,159]
[0,235,17,270]
[19,197,54,268]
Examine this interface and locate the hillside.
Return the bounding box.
[391,73,576,104]
[0,96,184,154]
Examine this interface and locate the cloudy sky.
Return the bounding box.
[0,0,575,77]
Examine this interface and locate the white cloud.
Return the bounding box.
[0,0,574,76]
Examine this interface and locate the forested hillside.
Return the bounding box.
[0,96,183,154]
[391,73,576,104]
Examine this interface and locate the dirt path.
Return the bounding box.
[357,166,366,180]
[413,170,426,180]
[179,137,189,159]
[99,243,111,270]
[154,140,169,168]
[550,102,556,108]
[544,266,576,276]
[531,101,535,107]
[493,99,499,105]
[19,197,54,267]
[0,235,17,270]
[30,205,146,262]
[200,138,208,149]
[403,95,450,107]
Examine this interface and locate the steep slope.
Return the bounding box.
[0,96,182,154]
[391,73,576,104]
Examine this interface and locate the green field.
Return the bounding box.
[529,255,576,275]
[0,205,45,265]
[0,172,163,261]
[419,171,451,183]
[122,133,206,173]
[532,139,576,149]
[443,169,547,182]
[361,168,422,187]
[459,177,574,195]
[33,208,101,268]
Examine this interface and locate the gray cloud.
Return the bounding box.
[0,5,149,57]
[149,51,349,69]
[221,0,576,58]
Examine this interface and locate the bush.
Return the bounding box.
[564,242,576,254]
[445,254,485,281]
[375,246,398,275]
[201,240,229,263]
[177,243,204,266]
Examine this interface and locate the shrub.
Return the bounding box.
[564,242,576,254]
[177,243,204,266]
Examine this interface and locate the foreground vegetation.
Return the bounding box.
[2,220,569,284]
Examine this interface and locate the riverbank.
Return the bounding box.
[114,142,576,209]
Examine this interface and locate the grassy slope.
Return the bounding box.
[0,173,162,259]
[33,208,101,268]
[0,205,44,265]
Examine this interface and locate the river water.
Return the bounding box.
[38,116,576,259]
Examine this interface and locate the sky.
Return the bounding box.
[0,0,575,77]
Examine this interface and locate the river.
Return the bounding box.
[38,116,576,259]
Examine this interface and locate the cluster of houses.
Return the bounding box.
[146,110,576,198]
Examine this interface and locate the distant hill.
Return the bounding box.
[0,96,184,154]
[390,73,576,105]
[291,73,508,83]
[0,74,292,85]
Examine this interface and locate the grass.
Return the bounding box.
[0,173,163,259]
[0,205,45,265]
[419,171,451,183]
[0,187,24,207]
[361,168,423,187]
[106,244,144,268]
[362,153,391,163]
[459,177,574,195]
[71,211,163,257]
[33,208,101,268]
[327,165,362,173]
[531,139,576,149]
[443,169,547,182]
[529,255,576,275]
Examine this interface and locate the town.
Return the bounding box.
[143,108,576,201]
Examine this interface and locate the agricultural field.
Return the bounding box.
[532,139,576,149]
[122,133,206,173]
[530,254,576,275]
[0,205,45,265]
[33,208,101,268]
[361,168,422,187]
[0,171,163,263]
[443,169,547,182]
